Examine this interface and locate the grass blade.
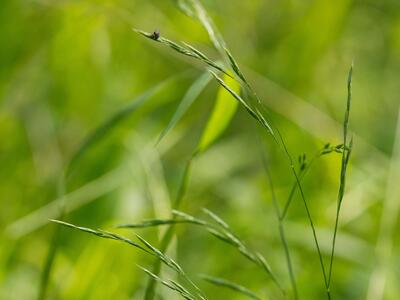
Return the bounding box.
[143,159,193,300]
[197,73,239,153]
[157,72,212,144]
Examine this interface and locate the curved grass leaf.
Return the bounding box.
[157,72,212,144]
[197,73,239,153]
[143,160,194,300]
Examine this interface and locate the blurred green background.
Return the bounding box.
[1,0,400,299]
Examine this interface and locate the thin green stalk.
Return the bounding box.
[285,145,330,299]
[327,65,354,289]
[144,157,193,300]
[37,174,65,300]
[280,158,313,221]
[262,153,298,300]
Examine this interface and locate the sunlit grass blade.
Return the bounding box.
[197,73,239,153]
[143,160,193,300]
[157,72,212,144]
[200,274,262,300]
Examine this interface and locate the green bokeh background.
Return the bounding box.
[1,0,400,299]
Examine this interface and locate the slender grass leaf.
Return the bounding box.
[143,160,195,300]
[158,72,212,144]
[197,73,239,153]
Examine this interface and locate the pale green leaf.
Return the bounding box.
[197,74,240,153]
[157,72,212,144]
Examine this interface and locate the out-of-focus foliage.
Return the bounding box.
[1,0,400,299]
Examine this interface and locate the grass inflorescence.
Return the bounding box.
[48,0,354,299]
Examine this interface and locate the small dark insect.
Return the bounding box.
[150,29,160,40]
